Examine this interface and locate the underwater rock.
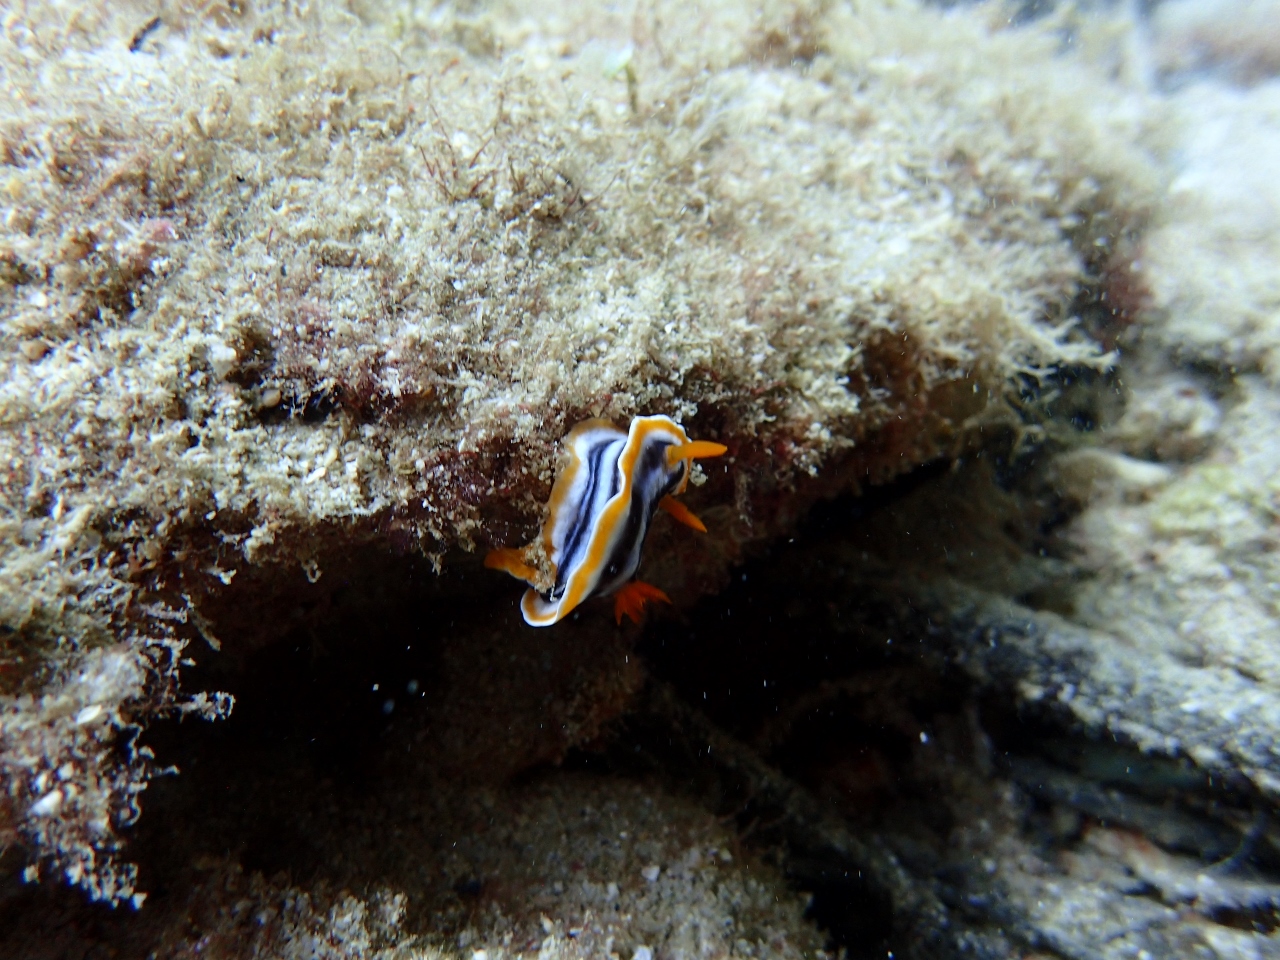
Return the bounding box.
[1152,0,1280,86]
[1,0,1157,911]
[1142,76,1280,380]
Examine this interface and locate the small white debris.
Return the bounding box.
[472,951,488,960]
[919,731,929,744]
[605,881,619,902]
[633,947,653,960]
[30,789,63,817]
[602,43,634,79]
[207,340,239,378]
[641,864,660,883]
[131,892,148,909]
[74,704,105,726]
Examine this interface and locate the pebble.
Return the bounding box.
[30,789,63,817]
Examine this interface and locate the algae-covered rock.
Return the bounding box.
[1142,68,1280,379]
[0,0,1156,905]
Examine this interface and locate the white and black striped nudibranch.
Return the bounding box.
[485,415,727,627]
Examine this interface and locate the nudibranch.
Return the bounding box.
[485,415,727,627]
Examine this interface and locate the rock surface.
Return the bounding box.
[8,2,1280,960]
[0,0,1156,906]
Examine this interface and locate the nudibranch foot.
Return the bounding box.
[489,414,726,627]
[614,581,672,625]
[658,495,706,532]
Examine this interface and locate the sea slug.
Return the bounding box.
[486,416,726,626]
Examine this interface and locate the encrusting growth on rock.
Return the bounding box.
[0,0,1159,905]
